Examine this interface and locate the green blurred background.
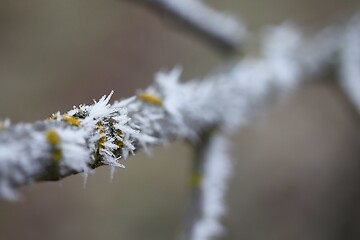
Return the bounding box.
[1,0,360,239]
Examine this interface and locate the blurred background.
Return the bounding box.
[0,0,360,239]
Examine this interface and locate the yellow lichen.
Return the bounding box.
[96,121,106,134]
[98,136,106,149]
[116,130,122,137]
[46,129,61,145]
[52,149,62,163]
[45,130,62,163]
[62,115,81,126]
[114,140,124,148]
[46,115,58,121]
[190,172,202,186]
[114,130,124,148]
[138,92,163,106]
[47,114,80,126]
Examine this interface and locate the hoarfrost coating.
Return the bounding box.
[0,16,360,200]
[190,134,231,240]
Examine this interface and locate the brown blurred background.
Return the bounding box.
[1,0,360,239]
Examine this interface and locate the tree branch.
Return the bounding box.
[132,0,247,53]
[1,15,356,200]
[181,131,231,240]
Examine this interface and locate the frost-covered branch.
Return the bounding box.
[0,17,357,200]
[134,0,247,51]
[181,131,231,240]
[0,1,359,239]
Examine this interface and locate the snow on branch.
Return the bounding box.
[135,0,247,51]
[0,11,359,202]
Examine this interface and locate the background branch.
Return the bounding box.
[132,0,247,53]
[181,130,231,240]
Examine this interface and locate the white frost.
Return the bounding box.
[191,134,231,240]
